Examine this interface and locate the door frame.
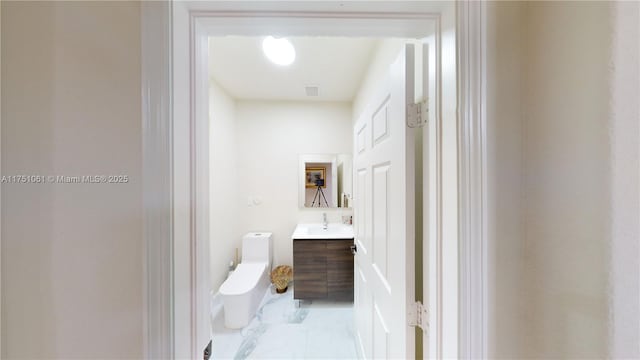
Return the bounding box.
[456,1,487,358]
[141,1,487,358]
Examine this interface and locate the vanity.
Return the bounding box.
[293,154,354,301]
[291,223,354,301]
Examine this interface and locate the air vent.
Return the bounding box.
[305,86,319,97]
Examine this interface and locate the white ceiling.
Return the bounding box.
[209,36,379,102]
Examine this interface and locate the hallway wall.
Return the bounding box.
[1,2,143,358]
[486,2,525,358]
[487,1,634,358]
[522,3,611,357]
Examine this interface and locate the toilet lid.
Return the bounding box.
[219,263,267,296]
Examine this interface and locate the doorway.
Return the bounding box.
[207,35,419,359]
[141,2,481,359]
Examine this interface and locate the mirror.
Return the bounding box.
[299,154,352,208]
[336,154,352,208]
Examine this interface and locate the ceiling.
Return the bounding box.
[209,36,379,102]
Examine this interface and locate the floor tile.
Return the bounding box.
[212,285,357,360]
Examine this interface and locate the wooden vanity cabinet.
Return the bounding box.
[293,239,354,301]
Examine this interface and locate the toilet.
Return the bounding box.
[219,232,273,329]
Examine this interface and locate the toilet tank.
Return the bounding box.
[241,232,273,267]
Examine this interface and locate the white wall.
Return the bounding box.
[209,80,241,292]
[1,2,143,358]
[235,100,353,267]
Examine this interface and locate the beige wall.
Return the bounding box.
[523,3,610,357]
[487,1,614,358]
[486,2,525,358]
[1,2,143,358]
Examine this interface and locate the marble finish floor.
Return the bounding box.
[212,285,357,359]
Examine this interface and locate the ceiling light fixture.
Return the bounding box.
[262,36,296,66]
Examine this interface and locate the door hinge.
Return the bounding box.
[406,99,428,128]
[408,301,429,332]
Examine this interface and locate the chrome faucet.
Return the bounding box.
[322,213,328,230]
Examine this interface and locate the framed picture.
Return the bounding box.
[305,167,326,188]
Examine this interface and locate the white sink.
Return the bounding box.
[291,223,354,240]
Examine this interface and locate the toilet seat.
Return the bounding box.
[219,262,267,296]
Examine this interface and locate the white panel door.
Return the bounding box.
[354,44,416,359]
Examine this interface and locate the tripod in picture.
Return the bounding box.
[311,179,329,207]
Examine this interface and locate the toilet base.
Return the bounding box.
[221,264,270,329]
